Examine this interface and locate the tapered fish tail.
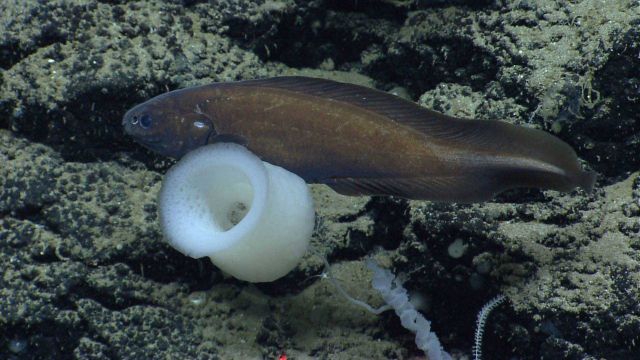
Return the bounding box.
[502,123,597,195]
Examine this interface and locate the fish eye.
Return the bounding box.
[139,114,152,129]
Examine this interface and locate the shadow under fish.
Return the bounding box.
[122,76,596,202]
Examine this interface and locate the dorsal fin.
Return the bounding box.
[233,76,453,136]
[232,76,525,147]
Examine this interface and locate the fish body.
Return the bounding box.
[123,76,596,202]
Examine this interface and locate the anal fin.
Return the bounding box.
[324,175,508,203]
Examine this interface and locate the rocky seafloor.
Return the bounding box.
[1,0,639,359]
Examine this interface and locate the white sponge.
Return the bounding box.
[158,143,315,282]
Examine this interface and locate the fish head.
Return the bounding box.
[123,91,216,158]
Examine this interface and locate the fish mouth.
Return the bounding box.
[122,119,132,133]
[141,136,163,144]
[141,140,168,154]
[127,134,166,153]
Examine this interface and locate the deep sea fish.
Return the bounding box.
[123,76,596,202]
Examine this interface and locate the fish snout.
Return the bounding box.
[122,106,154,135]
[122,108,137,134]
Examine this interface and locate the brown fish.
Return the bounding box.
[122,76,596,202]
